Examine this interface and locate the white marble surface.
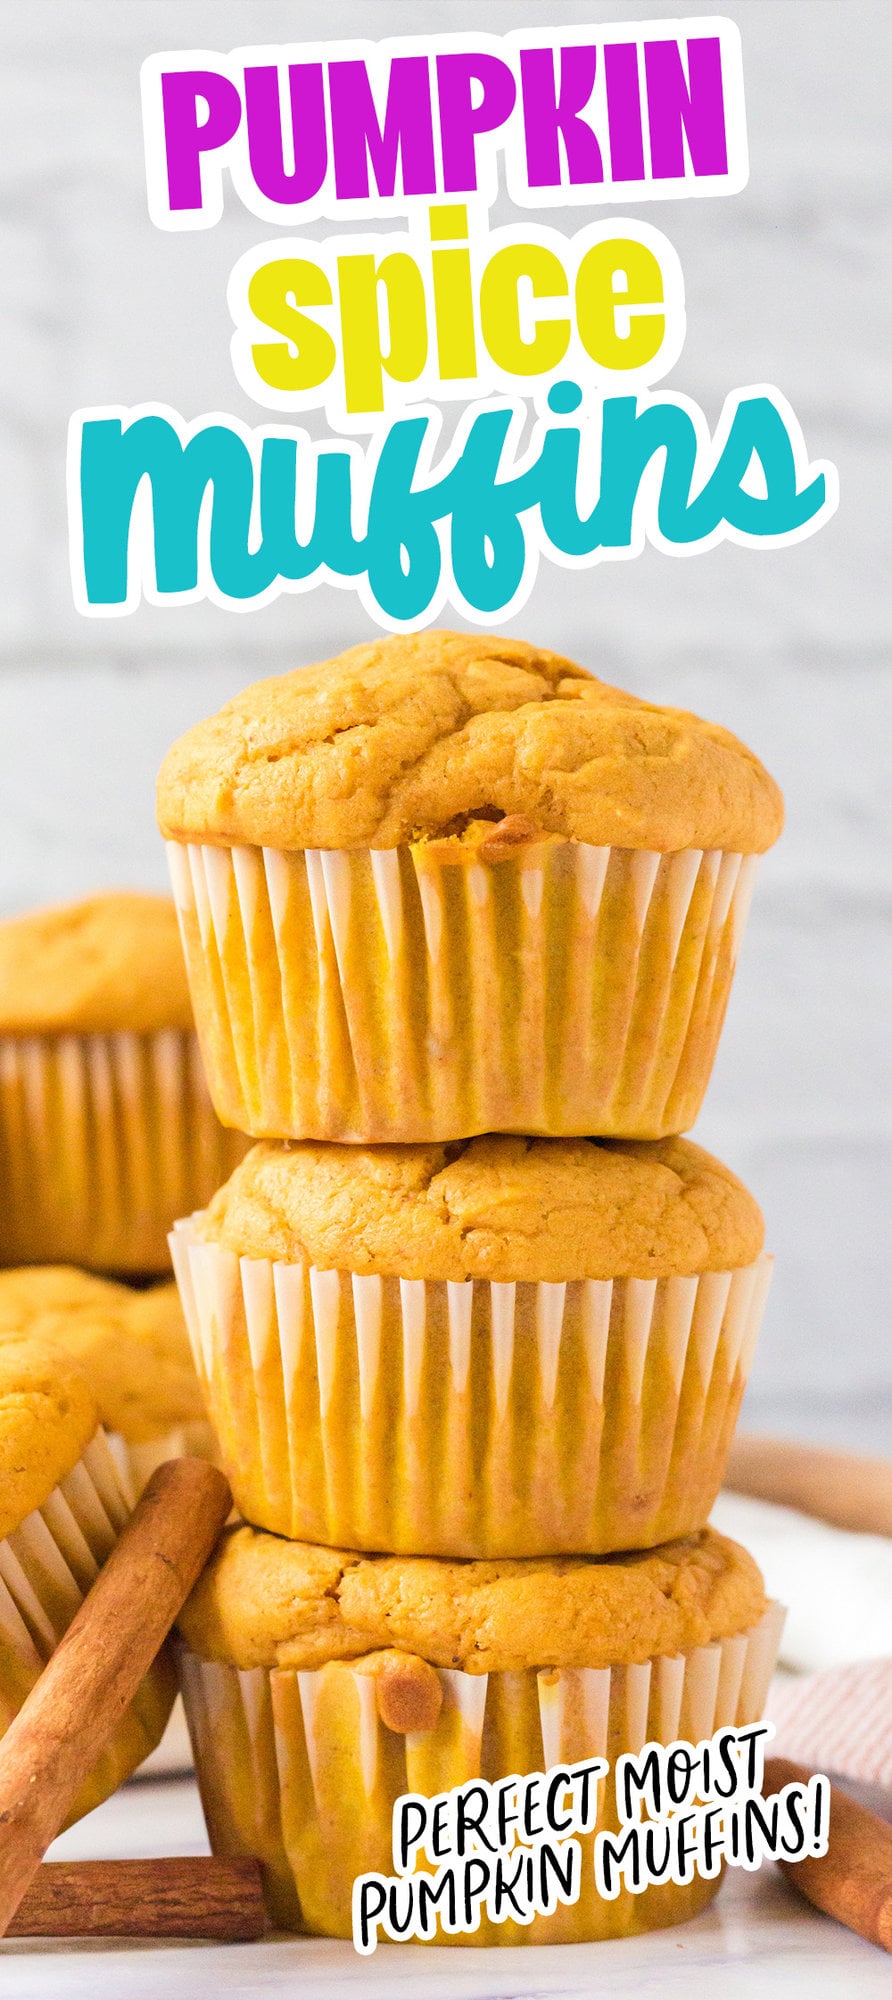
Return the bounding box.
[0,1776,886,1997]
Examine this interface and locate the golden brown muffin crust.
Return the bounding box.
[198,1134,764,1282]
[157,633,783,855]
[0,1335,98,1539]
[0,892,194,1034]
[178,1524,766,1674]
[0,1268,205,1443]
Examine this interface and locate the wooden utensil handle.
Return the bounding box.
[726,1434,892,1537]
[0,1456,231,1938]
[5,1857,267,1940]
[765,1756,892,1953]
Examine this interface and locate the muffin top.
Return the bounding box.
[0,892,193,1035]
[198,1134,764,1283]
[0,1335,98,1540]
[157,633,783,856]
[178,1523,766,1674]
[0,1268,205,1443]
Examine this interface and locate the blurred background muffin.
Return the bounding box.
[0,891,247,1273]
[0,1263,215,1493]
[0,1332,176,1819]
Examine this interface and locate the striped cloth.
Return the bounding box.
[767,1657,892,1790]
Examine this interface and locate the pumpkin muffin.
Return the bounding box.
[157,632,782,1143]
[176,1519,783,1940]
[0,1265,215,1492]
[0,1334,175,1822]
[0,891,247,1272]
[171,1133,772,1557]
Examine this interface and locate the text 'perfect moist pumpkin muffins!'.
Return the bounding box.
[0,1335,175,1821]
[0,891,248,1273]
[171,1132,772,1557]
[0,1265,217,1494]
[157,633,782,1144]
[175,1521,783,1941]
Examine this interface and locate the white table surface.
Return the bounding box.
[3,1774,889,1999]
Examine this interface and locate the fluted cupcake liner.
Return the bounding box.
[177,1600,784,1942]
[0,1027,246,1272]
[166,838,758,1143]
[103,1420,219,1499]
[0,1427,176,1823]
[171,1221,772,1557]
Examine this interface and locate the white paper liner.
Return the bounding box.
[0,1428,175,1815]
[104,1421,219,1499]
[172,1221,772,1556]
[178,1600,785,1942]
[0,1025,245,1271]
[167,838,759,1141]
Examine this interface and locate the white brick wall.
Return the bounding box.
[1,1,889,1446]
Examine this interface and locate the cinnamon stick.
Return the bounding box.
[6,1857,266,1940]
[726,1434,892,1537]
[0,1456,231,1938]
[765,1756,892,1953]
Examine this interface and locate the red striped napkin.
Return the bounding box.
[767,1657,892,1790]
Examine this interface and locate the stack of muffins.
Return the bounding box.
[159,632,786,1945]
